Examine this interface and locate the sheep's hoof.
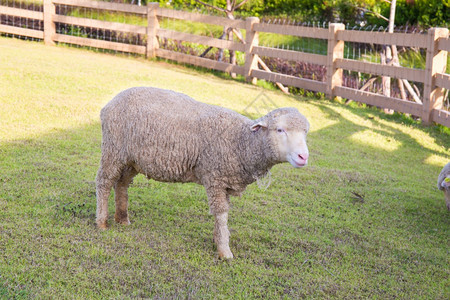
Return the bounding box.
[97,221,108,230]
[115,218,131,225]
[115,212,131,225]
[218,249,234,260]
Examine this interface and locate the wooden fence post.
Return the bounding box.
[146,2,159,58]
[326,23,345,99]
[43,0,55,46]
[422,27,449,125]
[244,17,259,84]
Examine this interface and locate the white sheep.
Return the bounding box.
[437,162,450,211]
[96,87,310,259]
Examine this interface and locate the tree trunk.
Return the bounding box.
[381,47,391,103]
[225,5,237,78]
[228,28,237,78]
[382,0,397,114]
[194,0,249,76]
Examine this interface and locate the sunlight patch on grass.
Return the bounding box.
[424,154,449,167]
[377,118,448,154]
[349,129,401,152]
[325,104,379,129]
[303,106,340,132]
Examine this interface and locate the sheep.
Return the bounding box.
[437,162,450,211]
[96,87,310,259]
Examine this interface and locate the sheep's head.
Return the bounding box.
[251,108,310,168]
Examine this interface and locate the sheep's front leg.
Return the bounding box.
[214,211,233,259]
[207,188,233,259]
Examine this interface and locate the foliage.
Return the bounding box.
[367,0,450,28]
[2,0,448,27]
[151,0,449,27]
[1,37,450,298]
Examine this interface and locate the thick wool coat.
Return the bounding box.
[99,87,308,214]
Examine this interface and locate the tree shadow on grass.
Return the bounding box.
[0,121,220,297]
[1,101,448,228]
[312,100,449,155]
[1,102,449,298]
[0,121,214,256]
[303,100,449,232]
[0,122,101,225]
[308,100,449,173]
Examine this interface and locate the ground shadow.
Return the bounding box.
[1,100,449,298]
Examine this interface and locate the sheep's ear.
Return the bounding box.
[250,121,268,132]
[442,177,450,188]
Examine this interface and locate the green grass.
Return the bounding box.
[67,7,224,36]
[68,8,147,26]
[0,37,449,298]
[0,0,42,5]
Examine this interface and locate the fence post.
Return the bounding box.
[146,2,160,58]
[326,23,345,99]
[43,0,55,46]
[422,27,449,125]
[244,17,259,84]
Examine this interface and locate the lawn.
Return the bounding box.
[0,37,449,299]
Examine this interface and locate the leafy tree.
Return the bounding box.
[380,0,449,28]
[125,0,449,27]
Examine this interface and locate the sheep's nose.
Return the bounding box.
[298,153,309,161]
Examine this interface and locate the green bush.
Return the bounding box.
[368,0,449,28]
[149,0,449,27]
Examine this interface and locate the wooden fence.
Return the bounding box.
[1,0,449,127]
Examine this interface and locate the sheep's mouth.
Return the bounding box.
[287,155,308,168]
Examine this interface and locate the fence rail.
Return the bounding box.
[336,58,426,83]
[0,23,43,38]
[0,0,449,127]
[336,30,428,48]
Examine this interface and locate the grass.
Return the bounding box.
[0,36,449,299]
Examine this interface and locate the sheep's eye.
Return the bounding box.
[277,128,285,133]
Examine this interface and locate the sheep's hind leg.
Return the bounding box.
[96,164,121,229]
[114,166,138,225]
